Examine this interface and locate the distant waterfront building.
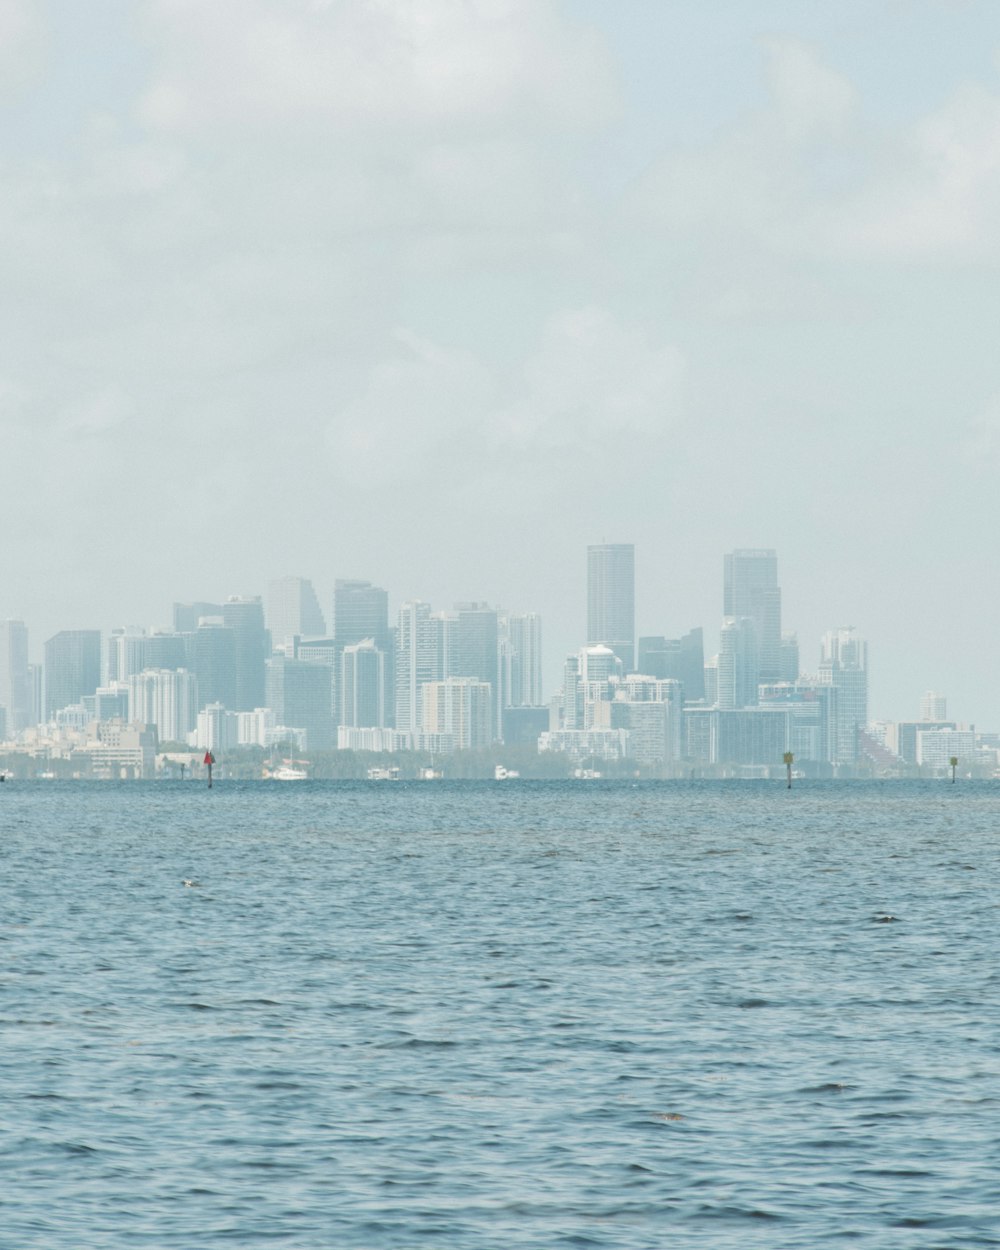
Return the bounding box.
[421,678,493,752]
[44,630,101,720]
[333,580,393,725]
[780,633,800,683]
[819,627,868,766]
[127,668,199,743]
[267,577,326,651]
[173,602,223,634]
[501,613,543,708]
[920,691,948,722]
[341,639,386,729]
[717,617,758,710]
[223,597,269,712]
[395,601,439,733]
[265,656,334,751]
[0,619,30,732]
[193,702,239,752]
[916,728,975,769]
[637,629,705,702]
[84,681,130,724]
[185,619,237,711]
[723,549,782,683]
[449,603,500,738]
[587,543,635,673]
[538,728,628,763]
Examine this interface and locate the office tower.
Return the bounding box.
[723,549,782,682]
[86,682,130,723]
[421,678,493,751]
[144,631,188,671]
[716,617,758,710]
[0,619,30,732]
[107,627,148,684]
[265,656,335,750]
[186,619,237,710]
[222,597,269,712]
[501,613,543,708]
[341,639,385,729]
[780,633,800,683]
[333,580,392,724]
[395,601,439,732]
[173,601,224,634]
[44,630,101,719]
[587,543,635,673]
[819,627,868,766]
[448,603,500,738]
[267,577,326,650]
[920,691,947,721]
[127,669,199,742]
[637,629,705,702]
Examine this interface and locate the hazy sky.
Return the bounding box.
[3,0,1000,724]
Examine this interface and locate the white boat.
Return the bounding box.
[270,765,308,781]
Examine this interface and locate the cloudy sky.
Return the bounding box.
[3,0,1000,723]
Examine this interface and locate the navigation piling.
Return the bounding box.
[783,751,794,789]
[950,755,958,783]
[204,750,215,788]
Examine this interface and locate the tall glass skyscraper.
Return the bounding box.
[587,543,635,674]
[723,549,782,684]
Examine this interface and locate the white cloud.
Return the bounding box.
[327,308,684,494]
[0,0,45,99]
[138,0,616,136]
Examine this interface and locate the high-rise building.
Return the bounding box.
[637,629,705,702]
[265,656,335,750]
[223,597,269,712]
[587,543,635,673]
[449,603,500,738]
[0,620,30,732]
[333,580,392,724]
[107,627,147,684]
[920,691,948,721]
[173,602,224,634]
[723,549,782,682]
[341,639,386,729]
[501,612,543,708]
[421,678,493,752]
[127,669,199,743]
[717,617,759,710]
[819,627,868,766]
[185,619,237,711]
[267,577,326,650]
[44,630,101,719]
[395,601,439,732]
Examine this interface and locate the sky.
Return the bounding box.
[3,0,1000,724]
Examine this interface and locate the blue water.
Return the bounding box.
[2,780,999,1248]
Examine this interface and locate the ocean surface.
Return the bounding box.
[2,779,999,1249]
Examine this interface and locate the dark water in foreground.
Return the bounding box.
[2,780,999,1248]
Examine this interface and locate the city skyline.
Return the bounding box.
[4,3,1000,725]
[0,542,970,731]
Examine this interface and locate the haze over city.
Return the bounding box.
[3,2,1000,723]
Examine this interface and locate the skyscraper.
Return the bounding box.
[723,549,782,683]
[0,620,30,732]
[395,601,439,732]
[265,656,334,750]
[819,627,868,766]
[267,577,326,650]
[44,630,102,719]
[222,597,269,712]
[501,612,543,708]
[341,639,386,729]
[185,619,237,711]
[587,543,635,673]
[333,580,392,725]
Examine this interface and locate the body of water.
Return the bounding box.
[2,780,999,1247]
